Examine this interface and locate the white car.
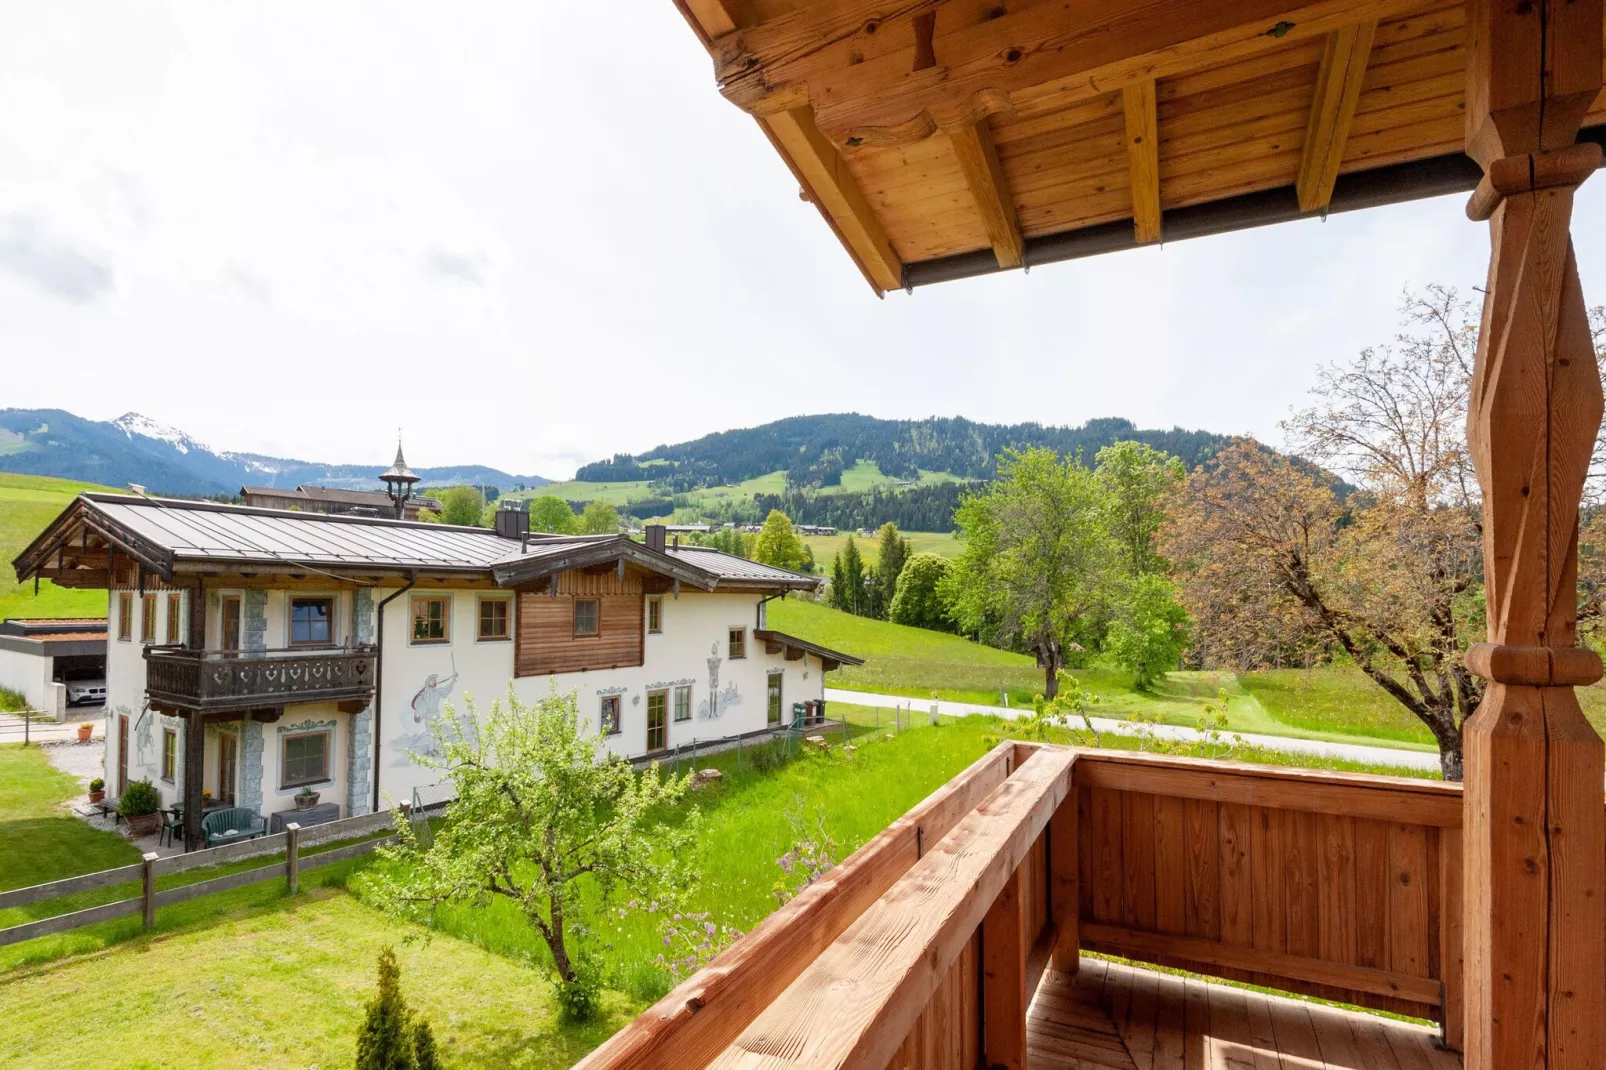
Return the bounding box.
[66,680,107,706]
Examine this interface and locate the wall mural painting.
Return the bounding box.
[390,656,463,766]
[697,645,741,721]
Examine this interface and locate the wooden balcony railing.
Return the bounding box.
[143,645,376,712]
[578,744,1472,1070]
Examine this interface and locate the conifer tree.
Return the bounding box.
[830,552,848,610]
[356,948,415,1070]
[412,1020,442,1070]
[869,522,911,619]
[840,537,866,616]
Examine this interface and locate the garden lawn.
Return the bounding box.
[0,744,138,898]
[0,473,114,620]
[0,889,639,1070]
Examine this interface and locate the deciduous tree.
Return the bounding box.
[366,689,694,1018]
[752,509,808,572]
[579,500,620,535]
[527,495,578,535]
[946,448,1110,699]
[437,486,486,527]
[1094,441,1185,576]
[1106,574,1190,690]
[889,552,953,631]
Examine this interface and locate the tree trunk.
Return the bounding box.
[544,898,574,982]
[1039,639,1062,700]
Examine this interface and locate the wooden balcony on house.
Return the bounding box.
[143,644,376,712]
[579,743,1469,1070]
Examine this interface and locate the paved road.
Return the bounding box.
[0,711,105,745]
[824,688,1441,773]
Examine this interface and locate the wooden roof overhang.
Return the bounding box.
[674,0,1606,293]
[753,627,866,669]
[12,496,176,589]
[492,537,724,592]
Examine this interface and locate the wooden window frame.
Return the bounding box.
[767,670,784,726]
[410,595,451,645]
[646,689,669,753]
[647,596,662,634]
[117,593,132,641]
[477,595,511,642]
[141,593,157,644]
[166,593,182,645]
[288,595,336,647]
[728,627,746,660]
[673,684,692,723]
[161,727,177,782]
[600,694,621,736]
[279,729,332,790]
[573,598,600,638]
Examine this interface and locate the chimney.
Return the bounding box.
[645,524,667,553]
[495,498,530,540]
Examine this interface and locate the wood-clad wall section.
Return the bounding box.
[1074,768,1453,1021]
[515,570,644,677]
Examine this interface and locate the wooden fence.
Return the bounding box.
[0,808,398,949]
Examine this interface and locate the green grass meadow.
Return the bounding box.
[0,473,113,620]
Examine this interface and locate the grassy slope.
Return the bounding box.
[0,891,639,1070]
[768,600,1537,751]
[517,464,960,516]
[0,473,113,620]
[800,529,962,567]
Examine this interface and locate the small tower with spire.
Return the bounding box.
[379,436,420,519]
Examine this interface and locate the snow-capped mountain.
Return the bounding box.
[0,408,548,497]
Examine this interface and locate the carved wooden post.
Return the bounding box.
[1461,1,1605,1065]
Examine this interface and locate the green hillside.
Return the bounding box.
[519,462,958,516]
[0,473,111,620]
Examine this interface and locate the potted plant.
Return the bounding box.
[201,788,213,806]
[294,786,320,811]
[87,777,105,804]
[118,778,163,838]
[76,721,93,742]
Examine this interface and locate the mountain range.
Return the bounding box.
[0,409,550,498]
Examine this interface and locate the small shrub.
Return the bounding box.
[88,777,104,793]
[118,779,161,818]
[412,1020,441,1070]
[555,968,601,1022]
[746,739,788,773]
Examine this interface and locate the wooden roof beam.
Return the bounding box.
[946,119,1022,268]
[1295,21,1377,213]
[1121,80,1162,244]
[716,0,1418,145]
[761,105,904,293]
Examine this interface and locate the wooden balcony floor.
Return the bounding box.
[1029,958,1462,1070]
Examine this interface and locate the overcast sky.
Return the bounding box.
[2,4,1604,481]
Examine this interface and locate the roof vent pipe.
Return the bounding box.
[645,524,666,553]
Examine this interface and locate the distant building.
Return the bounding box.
[0,618,107,720]
[240,485,443,520]
[796,525,837,536]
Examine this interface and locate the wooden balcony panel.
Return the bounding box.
[143,646,376,711]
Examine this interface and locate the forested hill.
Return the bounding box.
[576,414,1230,489]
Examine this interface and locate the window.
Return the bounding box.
[117,593,132,641]
[289,597,334,646]
[411,596,450,644]
[646,690,668,753]
[728,627,746,660]
[166,594,182,644]
[600,695,621,735]
[767,671,784,726]
[674,684,692,723]
[647,597,662,634]
[281,730,331,789]
[161,728,176,782]
[141,594,157,644]
[573,599,599,638]
[478,597,510,641]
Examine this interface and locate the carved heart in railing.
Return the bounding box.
[263,668,280,683]
[288,666,304,682]
[210,669,229,686]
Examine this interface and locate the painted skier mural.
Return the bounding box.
[390,656,463,765]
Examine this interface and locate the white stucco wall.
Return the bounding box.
[0,639,63,719]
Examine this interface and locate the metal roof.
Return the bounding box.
[666,545,821,589]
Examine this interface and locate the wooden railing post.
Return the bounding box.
[141,851,159,930]
[285,822,301,895]
[1049,792,1078,974]
[982,866,1028,1070]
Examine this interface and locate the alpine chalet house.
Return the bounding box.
[575,2,1606,1069]
[13,486,859,850]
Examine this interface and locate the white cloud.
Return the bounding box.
[0,2,1601,478]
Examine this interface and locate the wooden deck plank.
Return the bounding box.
[1028,960,1459,1070]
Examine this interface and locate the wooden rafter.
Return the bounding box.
[1295,21,1377,213]
[1121,80,1162,244]
[676,0,740,40]
[946,120,1022,268]
[762,105,904,293]
[714,0,1419,144]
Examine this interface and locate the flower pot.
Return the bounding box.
[76,724,93,742]
[88,790,105,804]
[126,812,161,838]
[294,792,320,811]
